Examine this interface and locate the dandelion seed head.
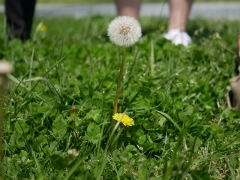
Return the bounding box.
[108,16,142,47]
[113,113,134,126]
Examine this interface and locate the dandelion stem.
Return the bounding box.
[0,61,12,174]
[113,47,126,124]
[0,77,4,174]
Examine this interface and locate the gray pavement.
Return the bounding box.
[0,2,240,20]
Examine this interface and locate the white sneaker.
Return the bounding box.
[163,29,192,46]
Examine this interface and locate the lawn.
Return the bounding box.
[1,14,240,179]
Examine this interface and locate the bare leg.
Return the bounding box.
[168,0,193,31]
[115,0,141,19]
[163,0,193,46]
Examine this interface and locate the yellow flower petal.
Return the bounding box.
[112,113,134,126]
[39,25,47,32]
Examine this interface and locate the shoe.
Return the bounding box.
[226,36,240,110]
[163,29,192,46]
[226,74,240,110]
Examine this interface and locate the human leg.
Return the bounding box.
[164,0,193,46]
[168,0,193,31]
[115,0,141,19]
[21,0,37,40]
[5,0,36,41]
[5,0,25,40]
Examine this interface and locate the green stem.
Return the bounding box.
[112,47,126,124]
[0,75,7,174]
[0,88,3,175]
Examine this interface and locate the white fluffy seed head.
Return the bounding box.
[107,16,142,47]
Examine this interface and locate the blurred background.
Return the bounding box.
[37,0,238,4]
[1,0,239,21]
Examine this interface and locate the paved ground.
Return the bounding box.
[0,2,240,20]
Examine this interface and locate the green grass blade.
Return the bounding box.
[156,110,182,132]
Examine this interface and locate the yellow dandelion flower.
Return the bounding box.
[112,113,134,126]
[39,25,47,32]
[70,105,77,118]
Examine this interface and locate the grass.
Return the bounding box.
[1,13,240,179]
